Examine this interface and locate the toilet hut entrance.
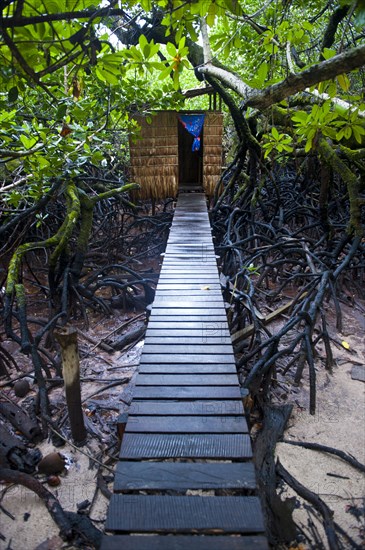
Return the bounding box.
[178,116,204,191]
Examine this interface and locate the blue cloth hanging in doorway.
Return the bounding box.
[178,114,205,151]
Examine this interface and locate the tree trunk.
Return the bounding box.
[54,327,86,445]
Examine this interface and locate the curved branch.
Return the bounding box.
[0,468,73,540]
[244,44,365,110]
[198,44,365,111]
[0,7,127,28]
[276,460,339,550]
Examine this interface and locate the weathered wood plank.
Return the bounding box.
[133,386,241,399]
[144,336,232,344]
[164,248,215,254]
[150,310,226,317]
[140,354,235,364]
[125,416,248,433]
[158,273,218,278]
[101,535,269,550]
[119,433,252,459]
[159,273,218,278]
[147,316,228,323]
[156,284,221,290]
[154,290,222,295]
[135,374,238,386]
[146,328,231,344]
[128,400,244,415]
[105,495,265,533]
[152,302,225,309]
[138,364,236,373]
[114,462,256,491]
[142,344,233,355]
[147,320,229,329]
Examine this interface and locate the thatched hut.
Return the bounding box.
[129,110,223,199]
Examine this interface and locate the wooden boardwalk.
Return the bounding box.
[101,194,268,549]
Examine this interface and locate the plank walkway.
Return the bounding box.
[101,194,268,549]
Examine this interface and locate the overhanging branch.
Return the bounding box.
[244,44,365,110]
[0,8,127,28]
[198,44,365,111]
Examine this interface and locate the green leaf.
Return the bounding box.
[37,156,50,170]
[344,126,352,139]
[20,134,37,149]
[292,111,307,123]
[97,66,119,85]
[305,138,313,152]
[139,34,148,51]
[327,81,337,97]
[56,104,68,120]
[140,0,151,11]
[352,127,363,144]
[322,48,336,60]
[178,37,186,51]
[159,65,173,80]
[173,68,180,90]
[8,86,18,103]
[166,42,177,57]
[257,62,268,86]
[224,0,243,16]
[337,73,350,92]
[271,126,279,140]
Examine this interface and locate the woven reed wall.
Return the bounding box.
[130,111,223,199]
[130,112,178,199]
[203,112,223,196]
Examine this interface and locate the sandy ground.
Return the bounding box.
[276,304,365,547]
[0,440,109,550]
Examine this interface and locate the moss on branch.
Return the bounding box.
[319,139,364,235]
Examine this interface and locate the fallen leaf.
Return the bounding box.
[202,286,210,290]
[341,340,350,350]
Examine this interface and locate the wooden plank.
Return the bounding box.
[147,321,229,330]
[168,239,213,243]
[142,344,233,355]
[140,354,235,364]
[133,386,241,399]
[129,400,244,415]
[145,329,230,337]
[157,285,221,290]
[159,280,217,284]
[119,434,252,459]
[125,416,248,433]
[146,320,227,324]
[162,259,217,263]
[159,272,218,276]
[101,535,269,550]
[144,336,232,344]
[114,462,256,491]
[152,301,224,308]
[164,248,215,252]
[157,272,217,276]
[155,292,222,299]
[150,309,226,316]
[157,274,220,279]
[152,300,224,307]
[139,364,236,374]
[165,248,215,253]
[135,374,238,386]
[105,495,265,533]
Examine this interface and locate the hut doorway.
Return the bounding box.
[178,119,203,191]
